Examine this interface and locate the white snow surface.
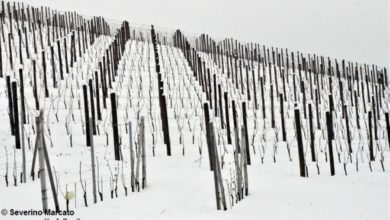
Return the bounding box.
[0,9,388,220]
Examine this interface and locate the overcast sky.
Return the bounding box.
[24,0,389,68]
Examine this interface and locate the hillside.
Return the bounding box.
[0,1,388,220]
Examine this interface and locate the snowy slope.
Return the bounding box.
[0,1,389,220]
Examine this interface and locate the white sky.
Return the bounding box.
[23,0,389,68]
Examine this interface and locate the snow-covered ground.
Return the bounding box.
[0,1,389,220]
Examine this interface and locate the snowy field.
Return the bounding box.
[0,1,389,220]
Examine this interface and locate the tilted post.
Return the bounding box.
[210,122,227,210]
[36,111,48,211]
[203,103,214,171]
[41,123,60,211]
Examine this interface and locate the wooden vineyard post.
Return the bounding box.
[8,33,13,70]
[100,62,107,109]
[203,103,214,171]
[12,81,21,149]
[210,122,227,211]
[64,39,69,73]
[70,32,75,67]
[110,93,121,160]
[41,126,61,211]
[260,77,266,119]
[340,83,345,118]
[326,112,335,176]
[0,39,2,78]
[361,81,367,113]
[6,76,14,135]
[32,17,37,54]
[95,71,102,120]
[329,94,334,140]
[241,126,249,197]
[161,96,171,156]
[252,70,258,109]
[140,117,147,189]
[344,105,352,153]
[232,101,240,156]
[308,104,315,161]
[315,89,321,129]
[294,108,306,177]
[213,74,217,117]
[210,124,220,209]
[83,85,91,146]
[271,85,275,128]
[218,84,224,128]
[386,113,390,149]
[36,112,48,211]
[19,69,26,124]
[355,91,360,129]
[42,51,49,97]
[152,25,171,156]
[280,93,286,142]
[368,111,374,161]
[207,70,212,108]
[47,18,50,46]
[282,70,287,102]
[372,97,378,141]
[293,74,297,102]
[57,40,64,80]
[19,69,26,183]
[33,60,39,110]
[89,118,97,204]
[242,102,251,165]
[224,92,232,144]
[89,79,96,135]
[36,110,60,211]
[50,46,57,88]
[301,81,307,119]
[234,130,243,201]
[129,122,135,192]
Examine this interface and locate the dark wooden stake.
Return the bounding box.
[82,85,90,146]
[294,108,306,177]
[203,102,214,171]
[12,81,21,149]
[326,112,335,176]
[110,93,121,160]
[242,102,251,165]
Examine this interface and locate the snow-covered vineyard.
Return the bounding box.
[0,1,388,219]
